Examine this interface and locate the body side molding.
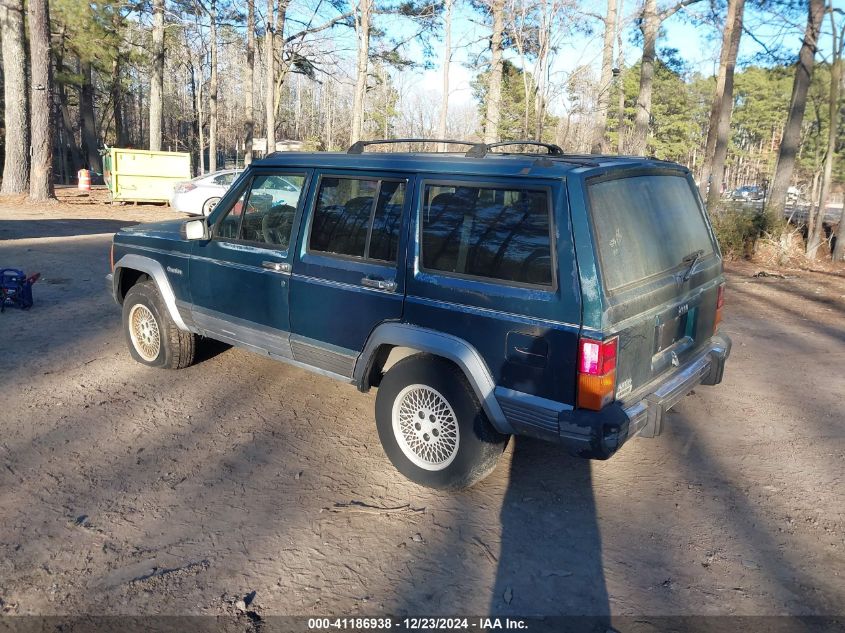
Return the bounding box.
[113,253,191,332]
[354,322,514,434]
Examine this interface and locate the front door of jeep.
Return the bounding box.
[188,169,311,358]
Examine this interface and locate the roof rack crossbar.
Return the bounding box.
[347,138,484,155]
[467,140,564,158]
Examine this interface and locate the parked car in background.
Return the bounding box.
[729,185,765,201]
[170,170,242,216]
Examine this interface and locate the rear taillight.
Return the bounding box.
[577,336,618,410]
[714,283,725,332]
[175,182,196,194]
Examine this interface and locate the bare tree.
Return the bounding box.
[590,0,618,153]
[436,0,453,150]
[265,0,276,152]
[0,0,29,193]
[244,0,256,165]
[766,0,825,224]
[617,30,625,153]
[350,0,372,145]
[484,0,505,143]
[209,0,218,171]
[702,0,745,210]
[28,0,55,201]
[813,6,844,259]
[150,0,165,151]
[630,0,699,156]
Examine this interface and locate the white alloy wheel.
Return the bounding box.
[391,384,460,471]
[128,303,161,362]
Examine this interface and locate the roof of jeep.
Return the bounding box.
[254,151,688,179]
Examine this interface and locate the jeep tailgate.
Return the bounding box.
[585,171,724,401]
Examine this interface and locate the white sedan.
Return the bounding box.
[170,170,242,216]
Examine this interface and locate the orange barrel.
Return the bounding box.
[78,169,91,191]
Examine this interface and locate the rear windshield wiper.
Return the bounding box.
[681,249,705,282]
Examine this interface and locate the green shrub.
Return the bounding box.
[708,204,781,259]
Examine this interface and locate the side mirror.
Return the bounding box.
[182,218,209,241]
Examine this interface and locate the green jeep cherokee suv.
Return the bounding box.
[108,140,731,489]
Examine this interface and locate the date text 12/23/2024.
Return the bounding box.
[307,618,529,631]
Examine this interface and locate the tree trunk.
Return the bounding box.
[80,61,102,174]
[271,0,290,124]
[244,0,255,165]
[196,69,205,175]
[436,0,452,150]
[350,0,371,146]
[149,0,165,151]
[484,0,505,144]
[28,0,55,201]
[1,0,29,193]
[630,0,659,155]
[812,14,843,260]
[58,81,80,177]
[766,0,825,225]
[699,0,743,202]
[111,56,128,146]
[617,32,625,153]
[209,0,218,171]
[704,0,745,211]
[265,0,276,153]
[591,0,617,154]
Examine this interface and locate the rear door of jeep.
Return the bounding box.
[581,168,724,404]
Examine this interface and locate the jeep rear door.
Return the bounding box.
[404,175,582,431]
[579,169,723,402]
[288,171,412,378]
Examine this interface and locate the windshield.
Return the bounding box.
[588,174,715,292]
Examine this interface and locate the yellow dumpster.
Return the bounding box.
[103,148,192,203]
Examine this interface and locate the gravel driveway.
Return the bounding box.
[0,194,843,621]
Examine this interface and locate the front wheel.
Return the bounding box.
[202,197,221,216]
[375,355,508,489]
[122,280,196,369]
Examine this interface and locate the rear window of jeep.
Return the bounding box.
[588,174,715,292]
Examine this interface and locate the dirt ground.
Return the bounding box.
[0,190,843,620]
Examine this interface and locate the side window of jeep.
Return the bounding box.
[309,176,406,262]
[215,174,306,249]
[421,182,554,286]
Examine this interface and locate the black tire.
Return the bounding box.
[375,354,509,489]
[122,280,196,369]
[202,197,221,216]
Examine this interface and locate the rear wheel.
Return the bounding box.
[122,280,195,369]
[202,197,221,216]
[375,355,508,489]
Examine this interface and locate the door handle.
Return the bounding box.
[361,277,397,292]
[262,261,291,273]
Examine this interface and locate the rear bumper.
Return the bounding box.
[558,334,731,459]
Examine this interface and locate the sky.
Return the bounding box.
[278,0,845,120]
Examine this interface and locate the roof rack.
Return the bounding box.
[346,138,484,155]
[465,140,564,158]
[344,138,600,165]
